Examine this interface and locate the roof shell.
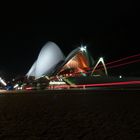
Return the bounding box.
[54,47,94,75]
[27,42,65,79]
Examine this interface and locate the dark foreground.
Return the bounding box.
[0,90,140,140]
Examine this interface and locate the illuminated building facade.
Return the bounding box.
[26,41,108,86]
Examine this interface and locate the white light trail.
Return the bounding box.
[0,77,7,86]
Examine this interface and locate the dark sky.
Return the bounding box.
[0,1,140,79]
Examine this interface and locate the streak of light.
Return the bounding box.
[94,53,140,69]
[106,53,140,66]
[51,80,140,89]
[0,77,7,86]
[107,59,140,69]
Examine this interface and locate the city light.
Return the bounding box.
[14,84,19,88]
[0,77,7,86]
[80,46,86,52]
[119,75,122,79]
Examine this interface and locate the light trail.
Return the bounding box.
[51,80,140,89]
[92,53,140,70]
[77,81,140,88]
[106,53,140,66]
[106,59,140,69]
[0,77,7,86]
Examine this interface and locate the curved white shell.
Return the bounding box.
[27,42,65,79]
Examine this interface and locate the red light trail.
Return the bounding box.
[94,53,140,70]
[51,81,140,89]
[106,59,140,69]
[106,53,140,66]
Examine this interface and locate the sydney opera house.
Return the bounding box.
[25,41,108,88]
[2,41,140,90]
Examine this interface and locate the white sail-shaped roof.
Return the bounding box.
[27,42,65,79]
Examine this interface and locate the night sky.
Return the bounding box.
[0,1,140,79]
